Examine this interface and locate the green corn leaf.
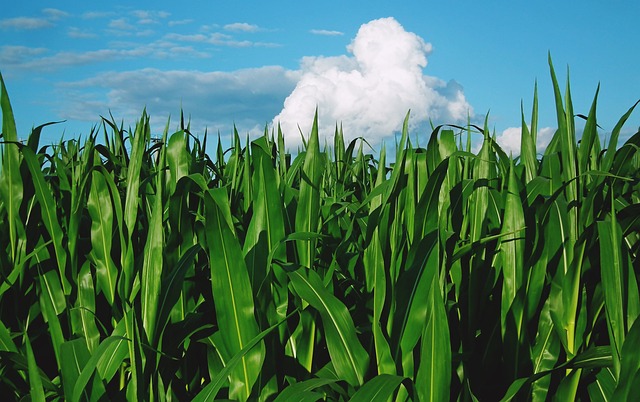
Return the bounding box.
[22,146,70,293]
[393,231,439,362]
[500,158,526,338]
[154,244,200,346]
[25,335,46,402]
[0,319,17,352]
[548,55,578,246]
[273,378,337,402]
[587,367,616,402]
[193,311,295,402]
[166,129,190,195]
[520,83,539,182]
[416,276,451,402]
[244,138,286,290]
[38,269,65,370]
[71,336,129,402]
[349,374,405,402]
[612,318,640,400]
[140,161,164,343]
[601,100,639,173]
[530,296,560,401]
[295,109,323,268]
[577,85,600,177]
[0,72,25,267]
[75,261,100,353]
[597,191,637,376]
[95,317,129,383]
[204,189,264,401]
[288,268,369,386]
[60,338,106,401]
[87,169,118,305]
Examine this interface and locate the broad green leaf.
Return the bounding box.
[0,72,24,267]
[95,317,129,383]
[520,83,539,182]
[22,147,70,293]
[74,260,100,353]
[166,129,190,195]
[0,320,17,352]
[204,189,264,401]
[193,311,294,402]
[288,268,369,386]
[577,85,600,177]
[244,139,286,291]
[25,335,46,402]
[60,338,106,401]
[416,277,451,402]
[295,110,323,268]
[613,318,640,400]
[500,158,526,338]
[140,161,164,343]
[38,269,65,370]
[349,374,405,402]
[273,378,337,402]
[71,336,128,402]
[154,244,200,346]
[587,367,615,402]
[530,297,560,402]
[87,169,117,305]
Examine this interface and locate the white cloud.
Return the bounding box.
[224,22,260,32]
[310,29,344,36]
[82,11,117,19]
[42,8,69,20]
[165,32,279,48]
[496,126,555,155]
[272,17,473,147]
[0,46,49,71]
[168,19,193,27]
[108,18,135,31]
[67,27,97,39]
[132,10,171,25]
[0,17,53,30]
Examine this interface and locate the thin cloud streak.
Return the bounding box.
[224,22,260,32]
[310,29,344,36]
[57,67,299,136]
[0,17,53,30]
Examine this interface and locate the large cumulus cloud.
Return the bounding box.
[272,17,473,146]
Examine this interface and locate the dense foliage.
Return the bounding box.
[1,59,639,401]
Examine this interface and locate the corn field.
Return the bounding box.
[1,58,639,401]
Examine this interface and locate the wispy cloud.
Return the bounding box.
[0,45,49,65]
[42,8,69,21]
[0,8,69,31]
[224,22,260,32]
[168,19,193,27]
[0,39,212,72]
[0,17,53,30]
[310,29,344,36]
[108,18,135,31]
[82,11,117,19]
[67,27,97,39]
[165,32,280,48]
[132,10,171,25]
[57,67,299,135]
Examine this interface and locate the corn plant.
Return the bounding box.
[1,56,639,401]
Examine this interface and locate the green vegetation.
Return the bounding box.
[1,58,639,401]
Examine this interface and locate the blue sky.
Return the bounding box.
[1,1,639,153]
